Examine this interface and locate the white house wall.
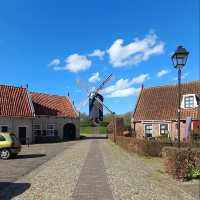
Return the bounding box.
[0,116,33,143]
[33,116,80,142]
[0,116,80,144]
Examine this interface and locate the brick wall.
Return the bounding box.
[133,121,188,141]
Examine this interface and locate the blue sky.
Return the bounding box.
[0,0,199,114]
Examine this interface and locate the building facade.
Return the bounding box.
[0,85,79,144]
[131,81,200,141]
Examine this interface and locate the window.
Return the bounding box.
[1,126,8,132]
[0,135,5,141]
[184,96,194,108]
[47,124,56,136]
[33,124,41,136]
[160,124,169,135]
[144,124,153,138]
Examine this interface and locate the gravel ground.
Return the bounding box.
[1,138,199,200]
[0,141,77,190]
[101,140,198,200]
[0,140,91,200]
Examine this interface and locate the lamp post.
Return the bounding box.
[171,46,189,148]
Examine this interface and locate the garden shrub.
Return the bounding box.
[112,136,170,157]
[162,147,200,180]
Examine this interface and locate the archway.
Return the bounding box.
[63,123,76,140]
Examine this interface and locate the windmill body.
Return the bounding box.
[89,93,104,123]
[76,73,113,123]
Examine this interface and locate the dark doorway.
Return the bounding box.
[63,123,76,140]
[18,127,27,144]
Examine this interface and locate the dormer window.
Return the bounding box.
[181,94,198,109]
[184,95,194,108]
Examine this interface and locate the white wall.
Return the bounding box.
[0,117,33,143]
[0,116,80,144]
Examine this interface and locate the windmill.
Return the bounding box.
[76,73,117,141]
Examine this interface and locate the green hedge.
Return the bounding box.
[162,147,200,180]
[109,135,172,157]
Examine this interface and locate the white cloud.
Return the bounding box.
[157,69,171,78]
[66,54,92,73]
[49,58,61,66]
[106,87,141,98]
[88,72,101,83]
[89,49,105,60]
[53,54,92,73]
[107,31,165,67]
[102,74,149,98]
[130,74,150,84]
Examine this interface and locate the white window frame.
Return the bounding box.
[32,124,41,136]
[47,124,56,136]
[184,96,194,108]
[181,94,198,109]
[144,124,153,138]
[159,123,169,135]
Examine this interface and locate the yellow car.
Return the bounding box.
[0,132,21,160]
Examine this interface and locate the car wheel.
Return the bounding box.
[0,149,11,160]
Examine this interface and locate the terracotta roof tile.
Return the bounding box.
[0,85,34,117]
[30,92,78,118]
[133,81,200,121]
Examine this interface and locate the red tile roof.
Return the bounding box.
[30,92,78,118]
[133,81,200,121]
[0,85,34,117]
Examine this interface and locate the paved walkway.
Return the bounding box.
[0,141,76,191]
[0,136,198,200]
[73,140,113,200]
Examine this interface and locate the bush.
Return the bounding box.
[111,136,171,157]
[162,147,200,180]
[99,121,109,127]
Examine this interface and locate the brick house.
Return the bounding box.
[131,81,200,141]
[0,85,79,144]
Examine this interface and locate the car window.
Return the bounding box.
[0,135,6,141]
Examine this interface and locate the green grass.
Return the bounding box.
[80,126,107,135]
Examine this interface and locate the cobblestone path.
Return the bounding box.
[72,140,114,200]
[0,136,198,200]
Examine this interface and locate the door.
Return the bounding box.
[18,127,27,144]
[63,123,76,140]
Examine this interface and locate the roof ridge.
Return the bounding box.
[30,91,66,98]
[0,84,26,89]
[143,80,200,90]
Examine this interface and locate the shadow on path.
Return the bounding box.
[0,182,30,200]
[14,154,46,159]
[80,135,108,140]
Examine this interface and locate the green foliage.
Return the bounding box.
[99,121,109,127]
[103,113,113,123]
[188,167,200,179]
[162,147,200,180]
[80,120,93,127]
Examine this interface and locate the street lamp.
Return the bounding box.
[171,46,189,148]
